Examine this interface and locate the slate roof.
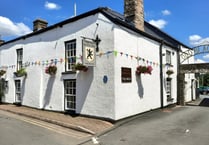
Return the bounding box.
[0,7,190,50]
[101,7,190,49]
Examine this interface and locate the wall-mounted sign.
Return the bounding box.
[82,39,96,66]
[121,67,132,83]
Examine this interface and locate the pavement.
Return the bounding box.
[186,98,203,106]
[187,95,209,107]
[0,104,113,135]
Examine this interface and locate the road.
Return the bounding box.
[82,106,209,145]
[0,110,90,145]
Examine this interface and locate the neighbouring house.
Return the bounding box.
[180,46,196,103]
[0,0,196,121]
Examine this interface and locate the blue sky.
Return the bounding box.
[0,0,209,62]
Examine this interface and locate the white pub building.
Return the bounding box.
[0,0,195,121]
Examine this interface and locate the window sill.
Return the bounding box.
[165,63,173,67]
[62,71,76,75]
[13,74,27,80]
[167,98,174,102]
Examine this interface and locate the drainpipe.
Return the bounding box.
[177,45,181,105]
[159,40,164,108]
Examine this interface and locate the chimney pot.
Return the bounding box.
[33,19,48,32]
[124,0,144,31]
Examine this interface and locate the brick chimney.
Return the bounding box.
[33,19,48,32]
[124,0,144,31]
[0,40,4,45]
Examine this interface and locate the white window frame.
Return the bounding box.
[166,79,172,99]
[166,50,171,65]
[64,80,76,111]
[16,48,23,71]
[65,40,76,71]
[15,80,21,102]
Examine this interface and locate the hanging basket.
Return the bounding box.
[45,65,57,75]
[14,68,27,77]
[166,69,174,76]
[136,65,153,75]
[0,70,6,77]
[73,63,88,72]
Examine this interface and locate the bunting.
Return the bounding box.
[0,50,161,69]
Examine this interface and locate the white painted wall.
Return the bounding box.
[74,13,115,119]
[162,46,178,106]
[114,26,161,120]
[0,13,115,119]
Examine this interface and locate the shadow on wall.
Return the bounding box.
[76,67,93,113]
[136,74,144,98]
[21,77,27,102]
[43,76,55,109]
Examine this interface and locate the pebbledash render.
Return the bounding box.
[0,0,196,121]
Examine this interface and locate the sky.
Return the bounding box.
[0,0,209,62]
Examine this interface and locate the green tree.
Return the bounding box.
[200,73,209,86]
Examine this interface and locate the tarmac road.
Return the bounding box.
[81,106,209,145]
[0,110,90,145]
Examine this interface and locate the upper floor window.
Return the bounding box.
[16,49,23,71]
[65,40,76,71]
[166,50,171,65]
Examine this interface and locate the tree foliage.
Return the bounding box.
[200,73,209,86]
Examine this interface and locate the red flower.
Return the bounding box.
[45,65,57,75]
[45,67,49,74]
[136,65,153,75]
[147,66,153,74]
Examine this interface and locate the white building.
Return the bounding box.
[0,0,195,121]
[180,46,196,103]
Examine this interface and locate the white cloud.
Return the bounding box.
[189,35,202,42]
[194,58,206,63]
[0,16,32,37]
[162,10,171,16]
[45,1,61,10]
[203,54,209,59]
[148,19,167,29]
[189,34,209,46]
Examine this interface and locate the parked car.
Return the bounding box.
[199,86,209,95]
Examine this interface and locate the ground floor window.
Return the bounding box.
[64,80,76,111]
[166,78,172,100]
[15,80,21,103]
